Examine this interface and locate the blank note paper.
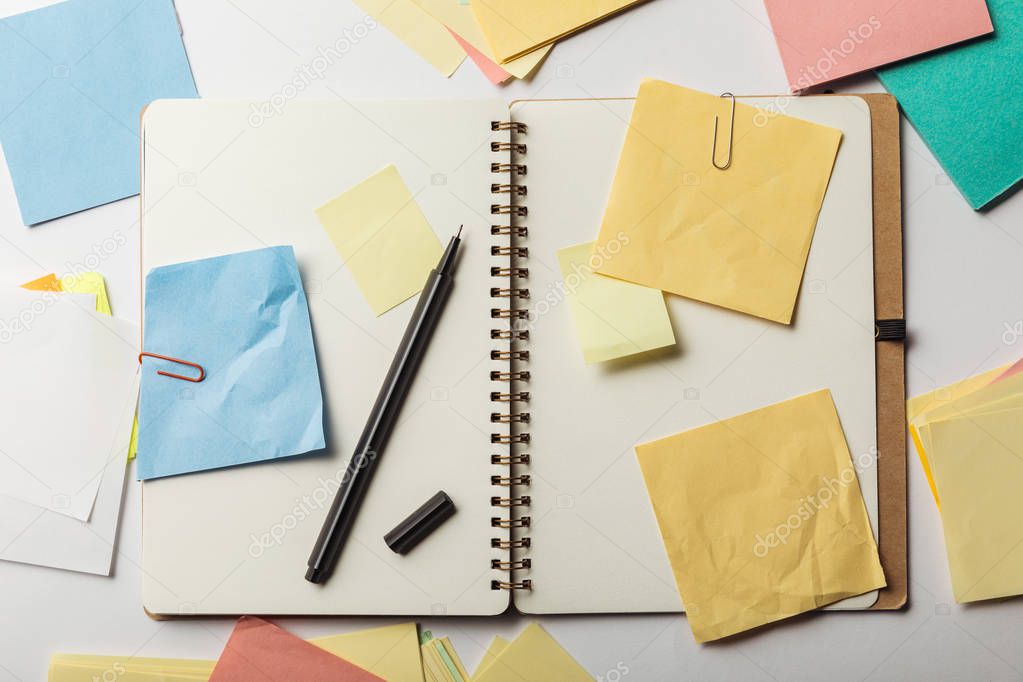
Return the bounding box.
[764,0,993,91]
[316,164,443,316]
[594,80,842,325]
[0,291,138,521]
[0,0,197,225]
[352,0,466,76]
[877,0,1022,210]
[474,624,593,682]
[636,390,885,642]
[557,241,675,364]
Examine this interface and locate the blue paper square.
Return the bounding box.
[138,246,326,480]
[0,0,197,225]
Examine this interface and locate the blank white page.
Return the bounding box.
[511,96,878,614]
[141,99,510,616]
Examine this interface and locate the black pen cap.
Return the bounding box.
[384,491,456,555]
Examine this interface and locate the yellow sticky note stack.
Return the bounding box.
[421,634,469,682]
[473,624,592,682]
[316,164,443,316]
[593,80,842,325]
[908,366,1023,603]
[471,0,649,63]
[353,0,466,76]
[557,241,675,364]
[636,389,885,642]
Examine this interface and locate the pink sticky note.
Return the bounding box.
[763,0,993,92]
[447,28,512,85]
[210,617,385,682]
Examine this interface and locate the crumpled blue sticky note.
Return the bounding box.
[877,0,1023,210]
[138,246,325,480]
[0,0,197,225]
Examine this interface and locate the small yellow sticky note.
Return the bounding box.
[557,241,675,364]
[60,271,112,316]
[594,80,842,325]
[311,622,425,682]
[636,390,885,643]
[412,0,550,79]
[907,364,1011,508]
[354,0,466,76]
[48,654,214,681]
[474,623,593,682]
[925,410,1023,603]
[471,0,647,63]
[316,165,443,316]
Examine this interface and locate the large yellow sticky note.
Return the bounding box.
[925,410,1023,603]
[474,624,592,682]
[412,0,549,79]
[472,636,509,680]
[471,0,648,63]
[354,0,466,76]
[312,622,425,682]
[557,241,675,364]
[594,80,842,325]
[316,165,443,316]
[636,390,885,643]
[907,364,1012,507]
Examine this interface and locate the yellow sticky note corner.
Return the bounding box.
[926,410,1023,603]
[594,80,841,324]
[557,241,675,364]
[473,635,509,679]
[60,271,112,316]
[354,0,466,76]
[316,165,443,316]
[474,623,593,682]
[311,622,424,682]
[635,389,885,643]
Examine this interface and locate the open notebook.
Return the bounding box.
[139,95,905,617]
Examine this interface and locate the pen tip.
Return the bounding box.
[456,225,463,239]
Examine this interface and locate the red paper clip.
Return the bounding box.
[138,352,206,383]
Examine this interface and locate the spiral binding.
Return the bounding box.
[490,119,532,592]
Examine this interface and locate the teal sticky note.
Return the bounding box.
[877,0,1023,210]
[0,0,197,225]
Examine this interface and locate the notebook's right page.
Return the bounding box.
[512,96,877,614]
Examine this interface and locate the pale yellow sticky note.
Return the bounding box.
[471,0,648,63]
[472,636,509,680]
[557,241,675,364]
[926,410,1023,603]
[636,389,885,643]
[48,654,214,681]
[412,0,549,79]
[316,165,443,316]
[907,364,1012,507]
[61,272,112,316]
[354,0,466,76]
[594,80,842,325]
[474,624,592,682]
[312,622,425,682]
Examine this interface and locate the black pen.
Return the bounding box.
[306,227,463,584]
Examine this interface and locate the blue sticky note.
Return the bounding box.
[877,0,1023,210]
[0,0,197,225]
[138,246,326,480]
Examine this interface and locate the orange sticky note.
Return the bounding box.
[21,273,61,292]
[211,617,384,682]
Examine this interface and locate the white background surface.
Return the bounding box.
[1,0,1023,680]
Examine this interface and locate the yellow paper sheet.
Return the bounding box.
[557,241,676,364]
[411,0,549,79]
[316,164,443,316]
[472,636,509,680]
[471,0,648,63]
[354,0,466,76]
[473,624,592,682]
[593,80,842,325]
[925,410,1023,603]
[906,364,1010,508]
[312,622,425,682]
[48,654,214,681]
[635,389,885,643]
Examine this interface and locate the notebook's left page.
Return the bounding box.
[140,99,509,616]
